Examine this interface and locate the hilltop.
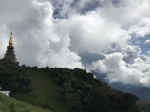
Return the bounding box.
[0,59,143,112]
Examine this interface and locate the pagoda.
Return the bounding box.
[4,32,17,63]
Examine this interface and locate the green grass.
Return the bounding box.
[14,70,69,112]
[0,93,49,112]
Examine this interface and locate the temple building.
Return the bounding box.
[4,32,18,63]
[0,87,10,97]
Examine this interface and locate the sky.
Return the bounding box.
[1,0,150,87]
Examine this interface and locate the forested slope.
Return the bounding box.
[0,59,142,112]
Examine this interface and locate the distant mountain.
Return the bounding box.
[109,82,150,100]
[93,71,150,100]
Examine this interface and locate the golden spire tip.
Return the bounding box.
[10,31,12,35]
[9,31,13,46]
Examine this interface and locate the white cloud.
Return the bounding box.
[1,0,150,87]
[92,51,150,87]
[144,39,150,44]
[129,18,150,38]
[97,0,150,38]
[67,11,130,54]
[148,51,150,54]
[122,45,141,63]
[0,0,83,68]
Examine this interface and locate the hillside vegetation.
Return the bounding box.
[0,93,49,112]
[137,101,150,112]
[0,59,143,112]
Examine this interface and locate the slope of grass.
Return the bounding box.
[0,93,49,112]
[14,70,69,112]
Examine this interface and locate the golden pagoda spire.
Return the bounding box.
[9,31,13,46]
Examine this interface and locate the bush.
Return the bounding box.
[0,59,32,94]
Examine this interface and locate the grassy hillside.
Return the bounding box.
[0,93,49,112]
[14,67,141,112]
[0,59,142,112]
[14,70,69,112]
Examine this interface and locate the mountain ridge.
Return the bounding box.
[93,71,150,101]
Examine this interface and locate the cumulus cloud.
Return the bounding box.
[92,52,150,86]
[0,0,83,68]
[68,13,129,53]
[122,45,141,63]
[1,0,150,86]
[129,18,150,38]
